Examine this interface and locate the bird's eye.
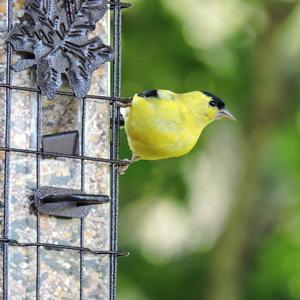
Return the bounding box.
[209,100,216,107]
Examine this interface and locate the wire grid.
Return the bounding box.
[0,0,131,299]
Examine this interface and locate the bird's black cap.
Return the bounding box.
[202,91,225,110]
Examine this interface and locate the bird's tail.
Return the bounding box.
[111,111,125,129]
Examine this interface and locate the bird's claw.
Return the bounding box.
[116,101,132,108]
[118,159,131,175]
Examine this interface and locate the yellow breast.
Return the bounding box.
[124,95,202,160]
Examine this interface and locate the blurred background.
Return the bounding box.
[118,0,300,299]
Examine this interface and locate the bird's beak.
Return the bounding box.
[217,108,236,121]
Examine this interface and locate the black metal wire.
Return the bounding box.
[36,92,42,300]
[79,97,86,300]
[0,146,129,165]
[0,239,129,257]
[0,83,132,103]
[2,0,14,298]
[1,0,131,298]
[110,1,123,299]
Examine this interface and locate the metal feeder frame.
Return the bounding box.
[0,0,132,299]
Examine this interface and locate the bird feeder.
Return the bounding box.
[0,0,130,299]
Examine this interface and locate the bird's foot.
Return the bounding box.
[116,101,132,108]
[118,159,131,175]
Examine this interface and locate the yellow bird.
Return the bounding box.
[119,89,235,174]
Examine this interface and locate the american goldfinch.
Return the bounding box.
[119,89,235,174]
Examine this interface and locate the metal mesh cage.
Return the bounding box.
[0,0,131,299]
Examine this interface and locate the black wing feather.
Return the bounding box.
[138,89,159,98]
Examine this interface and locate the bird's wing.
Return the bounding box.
[129,89,180,128]
[136,89,176,100]
[137,89,159,98]
[129,89,183,130]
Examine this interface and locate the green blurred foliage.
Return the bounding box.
[117,0,300,299]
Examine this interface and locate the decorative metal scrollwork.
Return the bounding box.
[6,0,114,99]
